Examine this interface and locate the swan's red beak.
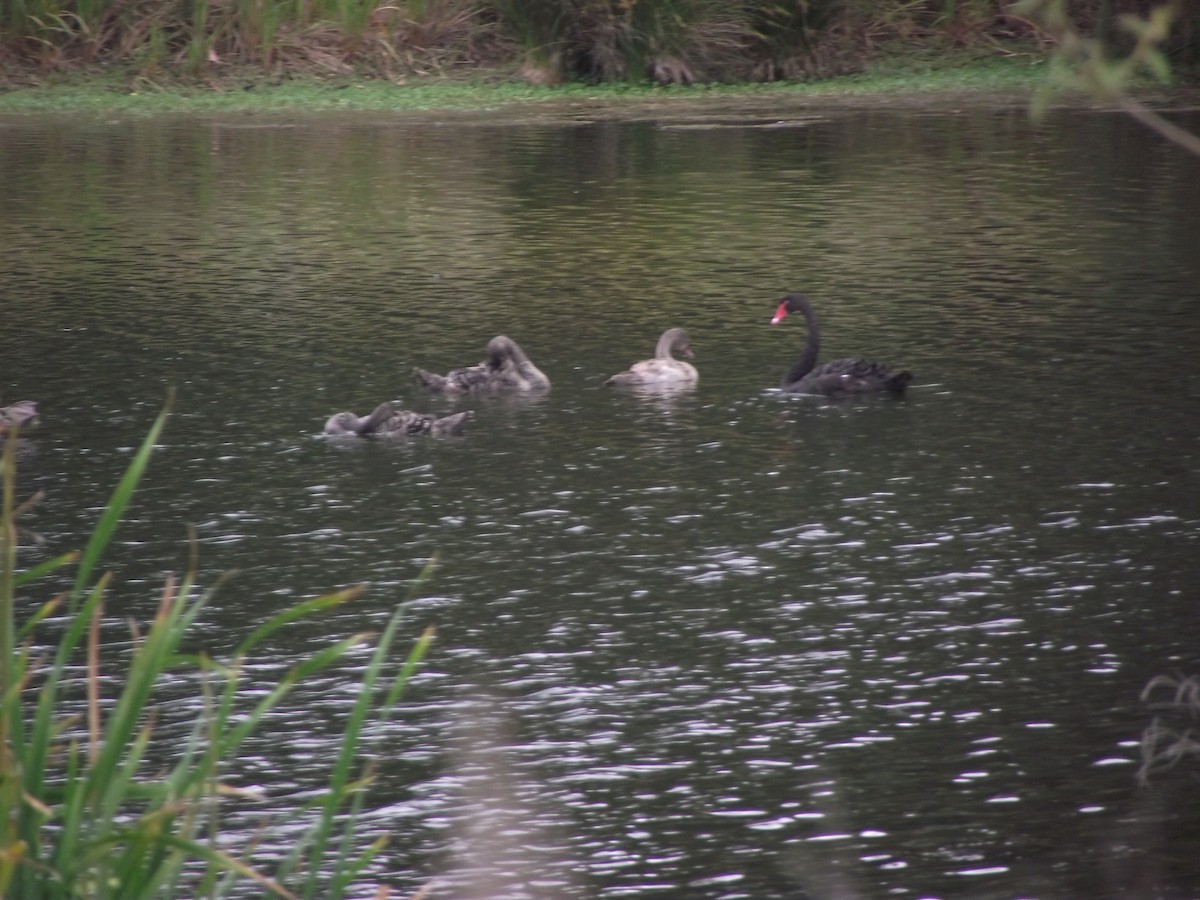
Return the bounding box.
[771,302,790,325]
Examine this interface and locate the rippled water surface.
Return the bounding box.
[3,98,1200,897]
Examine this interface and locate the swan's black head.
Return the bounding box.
[771,293,811,325]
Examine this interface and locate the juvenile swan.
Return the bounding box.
[414,335,550,394]
[771,293,911,396]
[324,402,472,437]
[605,328,698,388]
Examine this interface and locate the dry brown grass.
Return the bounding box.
[0,0,1194,84]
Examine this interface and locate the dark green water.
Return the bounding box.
[3,98,1199,897]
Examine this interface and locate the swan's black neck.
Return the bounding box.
[780,294,820,388]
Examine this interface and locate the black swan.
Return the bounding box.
[324,401,472,438]
[0,400,38,434]
[771,293,911,396]
[606,327,698,387]
[414,335,550,394]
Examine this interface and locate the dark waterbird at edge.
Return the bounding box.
[771,293,912,396]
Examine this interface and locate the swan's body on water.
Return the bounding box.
[771,293,911,396]
[324,402,472,437]
[606,328,698,388]
[414,335,550,394]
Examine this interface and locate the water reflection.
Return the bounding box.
[3,99,1200,897]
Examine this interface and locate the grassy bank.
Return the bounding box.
[0,54,1064,115]
[2,0,1195,119]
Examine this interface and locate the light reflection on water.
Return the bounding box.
[3,100,1200,897]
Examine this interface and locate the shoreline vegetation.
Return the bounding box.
[0,56,1195,118]
[0,57,1072,115]
[1,0,1197,116]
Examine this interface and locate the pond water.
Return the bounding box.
[3,94,1200,898]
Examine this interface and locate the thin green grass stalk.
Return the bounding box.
[269,567,436,898]
[68,396,171,616]
[337,0,377,38]
[0,0,20,31]
[14,551,78,591]
[493,0,571,55]
[186,0,211,72]
[331,626,436,895]
[1,0,46,35]
[159,684,219,899]
[211,618,367,763]
[142,22,169,71]
[90,584,205,827]
[71,0,113,34]
[1,430,18,732]
[233,0,293,63]
[0,427,23,899]
[315,618,435,899]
